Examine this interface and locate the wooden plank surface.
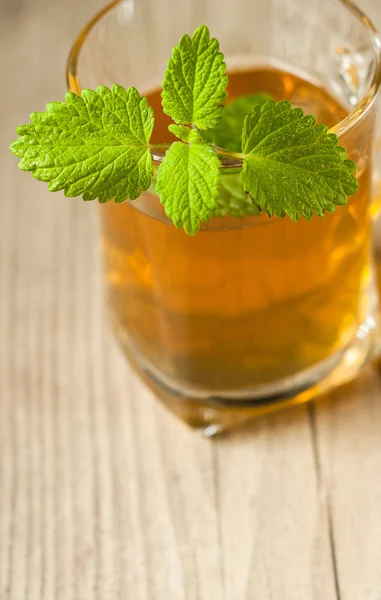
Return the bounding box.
[1,1,381,598]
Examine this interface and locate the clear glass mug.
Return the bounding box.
[67,0,381,435]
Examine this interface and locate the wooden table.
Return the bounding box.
[2,1,381,598]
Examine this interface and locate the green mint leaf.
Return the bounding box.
[161,25,228,130]
[214,173,261,218]
[156,142,221,234]
[203,93,272,152]
[241,100,358,221]
[10,23,358,236]
[168,124,203,143]
[10,85,154,202]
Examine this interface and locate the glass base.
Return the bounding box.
[113,313,379,437]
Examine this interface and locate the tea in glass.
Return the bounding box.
[101,65,376,430]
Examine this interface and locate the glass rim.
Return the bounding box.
[66,0,381,168]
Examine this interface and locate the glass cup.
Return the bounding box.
[67,0,381,435]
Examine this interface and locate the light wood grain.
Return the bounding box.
[1,1,381,598]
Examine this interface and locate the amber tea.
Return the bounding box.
[101,65,374,422]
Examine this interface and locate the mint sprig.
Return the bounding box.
[10,25,359,235]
